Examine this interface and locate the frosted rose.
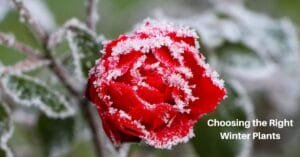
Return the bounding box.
[86,19,226,149]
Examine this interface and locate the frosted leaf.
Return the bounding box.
[67,25,100,79]
[0,74,75,118]
[2,58,50,75]
[18,0,56,31]
[156,2,299,67]
[0,103,14,157]
[214,43,276,80]
[49,18,100,79]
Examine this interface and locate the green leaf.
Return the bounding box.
[192,82,254,157]
[66,21,101,78]
[0,74,75,118]
[214,42,274,79]
[0,103,14,157]
[216,43,266,70]
[37,114,75,157]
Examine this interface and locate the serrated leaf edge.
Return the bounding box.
[0,74,76,119]
[0,103,14,157]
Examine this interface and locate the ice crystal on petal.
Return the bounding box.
[86,19,226,149]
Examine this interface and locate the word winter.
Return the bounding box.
[220,132,281,140]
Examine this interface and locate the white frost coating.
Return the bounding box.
[110,25,225,90]
[135,18,198,39]
[15,0,56,31]
[0,103,14,157]
[3,58,50,75]
[66,30,85,81]
[106,69,122,81]
[89,19,227,149]
[130,55,146,79]
[0,33,16,47]
[48,18,98,81]
[167,73,197,102]
[163,2,299,66]
[172,94,191,113]
[63,18,97,38]
[144,127,195,149]
[229,80,255,157]
[109,107,148,135]
[0,74,76,119]
[112,36,173,57]
[111,35,194,69]
[189,49,225,89]
[119,110,131,119]
[175,67,193,79]
[48,18,96,50]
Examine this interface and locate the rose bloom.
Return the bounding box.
[86,19,226,149]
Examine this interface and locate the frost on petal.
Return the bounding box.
[144,117,195,149]
[86,19,226,149]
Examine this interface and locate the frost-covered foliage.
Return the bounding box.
[156,2,299,69]
[155,1,300,157]
[47,18,101,84]
[0,0,55,31]
[0,0,299,157]
[0,74,75,118]
[156,1,300,110]
[0,103,14,157]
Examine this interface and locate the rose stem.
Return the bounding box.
[10,0,104,156]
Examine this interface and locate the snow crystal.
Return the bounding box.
[130,55,146,79]
[172,94,191,113]
[67,30,84,81]
[23,0,56,31]
[48,18,96,49]
[119,110,132,119]
[111,35,198,69]
[135,18,198,39]
[111,36,173,57]
[108,107,118,115]
[106,69,122,81]
[0,103,14,157]
[166,73,197,102]
[3,58,50,75]
[175,67,193,79]
[0,74,76,119]
[144,127,195,149]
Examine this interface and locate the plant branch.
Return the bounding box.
[10,1,104,156]
[86,0,99,31]
[43,45,103,157]
[44,49,83,96]
[80,99,103,157]
[11,0,47,41]
[0,32,43,58]
[2,57,50,74]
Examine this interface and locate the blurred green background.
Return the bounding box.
[1,0,300,157]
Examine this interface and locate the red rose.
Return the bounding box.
[86,19,226,149]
